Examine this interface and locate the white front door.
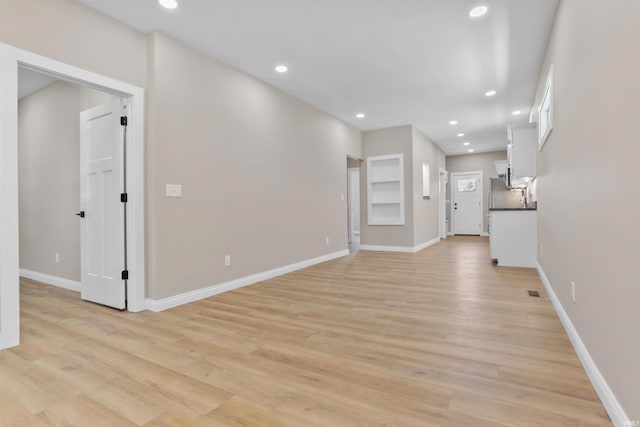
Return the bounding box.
[452,172,482,235]
[79,100,126,309]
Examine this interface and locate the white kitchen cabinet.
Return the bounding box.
[489,210,537,268]
[507,122,537,179]
[367,154,404,225]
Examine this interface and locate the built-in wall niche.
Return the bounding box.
[367,153,405,225]
[422,163,430,199]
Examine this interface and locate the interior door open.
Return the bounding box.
[452,172,482,235]
[79,100,127,309]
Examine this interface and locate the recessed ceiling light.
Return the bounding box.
[159,0,178,9]
[512,110,522,115]
[468,149,475,153]
[457,133,465,137]
[275,65,288,73]
[485,90,497,97]
[449,120,458,125]
[469,5,488,18]
[463,142,471,146]
[356,113,365,119]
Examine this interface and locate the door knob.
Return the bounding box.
[76,211,85,218]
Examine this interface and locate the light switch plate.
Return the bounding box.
[166,184,182,197]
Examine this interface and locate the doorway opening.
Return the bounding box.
[347,157,362,254]
[18,69,128,311]
[0,43,146,350]
[439,168,448,239]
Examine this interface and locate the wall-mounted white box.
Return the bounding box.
[166,184,183,197]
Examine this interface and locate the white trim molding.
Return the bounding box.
[360,236,441,254]
[537,263,630,427]
[19,269,80,293]
[0,43,21,350]
[360,245,415,253]
[414,237,441,252]
[146,250,349,312]
[481,232,490,237]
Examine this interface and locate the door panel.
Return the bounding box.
[80,100,126,309]
[453,173,482,235]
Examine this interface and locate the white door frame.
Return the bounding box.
[439,168,448,239]
[347,167,360,243]
[450,171,483,236]
[0,43,146,350]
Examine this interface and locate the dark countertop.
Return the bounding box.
[489,207,537,211]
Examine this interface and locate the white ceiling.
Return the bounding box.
[77,0,559,155]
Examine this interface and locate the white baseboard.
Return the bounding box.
[0,332,19,351]
[414,237,442,252]
[447,231,454,236]
[481,232,490,237]
[536,263,630,427]
[146,250,349,312]
[360,236,440,254]
[19,269,81,293]
[360,245,415,253]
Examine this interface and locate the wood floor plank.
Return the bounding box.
[448,390,611,426]
[393,360,610,424]
[145,407,230,427]
[0,394,49,427]
[36,394,137,427]
[0,236,611,426]
[84,376,175,425]
[207,395,319,427]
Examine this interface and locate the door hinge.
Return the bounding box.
[120,116,128,126]
[121,193,128,203]
[121,270,129,280]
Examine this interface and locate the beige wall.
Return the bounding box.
[412,127,446,246]
[360,126,414,247]
[18,81,118,281]
[146,32,362,299]
[347,157,360,168]
[360,125,444,249]
[530,0,640,420]
[0,0,147,88]
[446,151,508,234]
[3,0,363,303]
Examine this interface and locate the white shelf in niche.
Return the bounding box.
[367,154,404,225]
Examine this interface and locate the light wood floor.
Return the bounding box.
[1,236,611,426]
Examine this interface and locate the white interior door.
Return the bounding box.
[452,172,482,235]
[80,100,126,309]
